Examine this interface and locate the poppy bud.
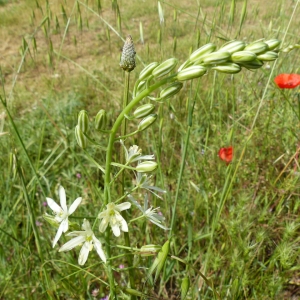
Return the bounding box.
[231,51,257,63]
[78,110,89,133]
[160,82,183,99]
[95,109,107,130]
[152,58,178,78]
[120,35,136,72]
[212,63,241,74]
[202,51,231,65]
[139,62,159,81]
[257,51,278,61]
[177,66,207,81]
[75,125,87,148]
[133,103,155,119]
[265,39,280,50]
[189,43,216,62]
[137,114,157,131]
[244,41,269,54]
[220,40,246,54]
[136,161,158,173]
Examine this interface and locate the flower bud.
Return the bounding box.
[137,114,157,131]
[189,43,216,62]
[181,277,190,300]
[212,63,241,74]
[95,109,107,130]
[140,244,161,256]
[244,41,269,54]
[257,51,278,61]
[265,39,280,50]
[177,60,193,72]
[152,58,178,78]
[43,213,59,229]
[78,110,89,133]
[136,161,158,173]
[202,51,231,65]
[133,103,155,119]
[139,62,159,81]
[75,125,87,148]
[177,66,207,81]
[220,40,246,54]
[239,59,263,69]
[120,35,136,72]
[160,82,183,99]
[231,51,257,62]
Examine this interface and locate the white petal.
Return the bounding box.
[59,235,85,252]
[98,210,108,219]
[82,219,91,231]
[61,218,69,233]
[120,218,128,232]
[68,197,82,215]
[52,222,64,248]
[116,202,131,212]
[78,242,90,265]
[46,197,62,214]
[99,218,109,233]
[93,236,106,263]
[111,223,121,237]
[59,186,67,212]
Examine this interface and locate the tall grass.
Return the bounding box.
[1,0,300,299]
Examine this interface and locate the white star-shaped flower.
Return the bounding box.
[46,186,82,248]
[59,219,106,265]
[120,141,154,164]
[98,202,131,237]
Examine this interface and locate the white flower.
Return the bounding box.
[59,219,106,265]
[128,194,169,230]
[46,186,82,248]
[135,173,166,199]
[121,141,154,164]
[98,202,131,236]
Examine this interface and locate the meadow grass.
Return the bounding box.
[0,0,300,299]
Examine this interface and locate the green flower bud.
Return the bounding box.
[189,43,216,62]
[177,60,193,72]
[202,51,231,65]
[75,125,87,148]
[152,58,178,78]
[181,277,190,300]
[212,63,241,74]
[177,66,207,81]
[78,110,89,133]
[265,39,281,50]
[282,45,294,53]
[137,114,157,131]
[122,288,146,298]
[43,213,59,229]
[220,40,246,54]
[139,62,159,81]
[239,58,264,69]
[244,41,269,54]
[160,82,183,99]
[257,51,278,61]
[136,161,158,173]
[120,35,136,72]
[95,109,107,130]
[140,244,161,256]
[231,51,257,62]
[133,103,155,119]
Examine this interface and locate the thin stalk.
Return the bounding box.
[169,99,195,237]
[120,71,136,299]
[18,162,52,299]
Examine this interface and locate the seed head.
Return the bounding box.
[120,35,136,72]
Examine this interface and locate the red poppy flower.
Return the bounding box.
[218,146,233,165]
[274,74,300,89]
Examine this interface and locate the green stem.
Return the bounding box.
[103,75,176,299]
[169,99,195,237]
[119,72,136,299]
